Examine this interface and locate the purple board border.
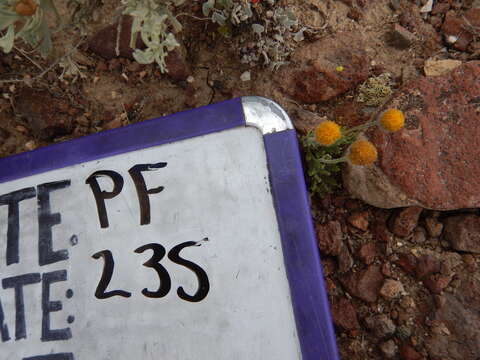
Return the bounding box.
[0,97,339,360]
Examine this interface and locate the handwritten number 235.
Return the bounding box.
[92,241,209,303]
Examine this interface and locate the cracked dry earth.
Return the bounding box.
[1,0,480,359]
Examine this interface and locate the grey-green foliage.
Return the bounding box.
[0,0,58,57]
[122,0,184,73]
[300,130,355,197]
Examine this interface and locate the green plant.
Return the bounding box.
[300,130,355,197]
[122,0,184,73]
[0,0,58,57]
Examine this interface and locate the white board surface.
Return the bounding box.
[0,127,302,360]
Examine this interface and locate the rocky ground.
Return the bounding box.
[1,0,480,359]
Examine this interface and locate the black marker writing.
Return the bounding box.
[2,273,41,340]
[42,270,72,342]
[0,187,36,266]
[128,163,167,225]
[85,171,124,229]
[38,181,71,266]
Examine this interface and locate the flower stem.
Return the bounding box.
[343,120,376,136]
[318,157,347,164]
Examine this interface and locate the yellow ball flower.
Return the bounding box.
[379,109,405,132]
[347,140,378,166]
[314,121,342,146]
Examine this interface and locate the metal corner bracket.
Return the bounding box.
[241,96,293,135]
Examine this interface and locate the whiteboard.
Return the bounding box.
[0,127,301,360]
[0,97,340,360]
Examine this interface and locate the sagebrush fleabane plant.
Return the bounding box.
[379,109,405,132]
[314,120,342,146]
[347,139,377,165]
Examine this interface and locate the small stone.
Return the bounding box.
[338,243,354,273]
[103,117,123,130]
[347,8,362,21]
[89,15,144,60]
[441,9,480,52]
[415,254,441,280]
[380,340,398,358]
[399,296,415,309]
[412,227,426,244]
[423,274,452,294]
[24,140,36,151]
[330,297,359,330]
[463,254,477,272]
[387,24,417,49]
[316,221,342,256]
[186,75,194,83]
[380,279,405,299]
[365,314,396,338]
[348,211,369,231]
[358,242,376,265]
[240,71,251,82]
[389,207,423,238]
[340,264,384,302]
[396,253,417,275]
[424,59,462,77]
[424,216,443,237]
[443,215,480,254]
[373,221,393,243]
[400,344,422,360]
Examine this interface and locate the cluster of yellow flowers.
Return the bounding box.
[314,109,405,166]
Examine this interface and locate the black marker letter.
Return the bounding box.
[38,181,70,266]
[0,187,36,265]
[41,270,71,342]
[23,353,74,360]
[2,273,41,340]
[129,163,167,225]
[168,240,210,302]
[85,171,124,228]
[0,297,10,342]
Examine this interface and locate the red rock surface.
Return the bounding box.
[277,33,369,104]
[441,9,480,52]
[443,214,480,254]
[426,273,480,360]
[340,265,384,303]
[357,61,480,210]
[389,207,423,237]
[331,297,360,330]
[89,15,144,60]
[14,89,76,140]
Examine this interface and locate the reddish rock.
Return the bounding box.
[358,242,376,265]
[423,274,452,294]
[416,254,441,280]
[396,253,417,275]
[338,243,354,273]
[424,216,443,237]
[380,279,405,299]
[387,24,417,49]
[400,345,422,360]
[14,89,75,140]
[372,221,393,243]
[344,61,480,210]
[316,221,342,256]
[277,32,369,103]
[365,314,396,338]
[441,9,480,52]
[443,215,480,254]
[340,265,384,302]
[347,211,369,231]
[426,274,480,360]
[164,47,191,81]
[432,2,450,15]
[330,297,359,330]
[89,15,144,60]
[389,207,423,238]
